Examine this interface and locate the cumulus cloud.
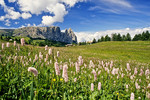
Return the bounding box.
[61,0,86,7]
[5,19,11,26]
[0,0,21,22]
[8,0,16,3]
[75,27,150,42]
[17,0,85,26]
[0,0,86,26]
[42,3,68,26]
[21,12,32,19]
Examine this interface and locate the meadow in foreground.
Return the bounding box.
[0,40,150,100]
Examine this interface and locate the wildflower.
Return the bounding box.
[134,67,138,75]
[78,56,83,66]
[110,60,113,68]
[138,97,141,99]
[98,82,101,90]
[74,78,77,82]
[91,83,94,91]
[75,62,80,73]
[53,79,56,82]
[14,41,16,46]
[60,78,63,81]
[57,51,59,57]
[139,69,144,76]
[21,38,25,46]
[98,71,101,75]
[145,69,149,76]
[62,64,68,82]
[28,67,38,76]
[54,62,60,75]
[6,42,10,47]
[146,92,150,99]
[89,60,95,68]
[147,83,150,89]
[135,82,140,89]
[127,63,131,71]
[48,48,52,55]
[111,68,119,75]
[130,92,134,100]
[45,45,48,50]
[117,93,119,95]
[2,43,4,49]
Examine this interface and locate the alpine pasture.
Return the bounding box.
[0,40,150,100]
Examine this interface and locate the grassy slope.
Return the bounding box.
[1,40,150,63]
[54,41,150,63]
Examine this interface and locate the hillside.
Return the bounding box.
[54,41,150,63]
[0,40,150,99]
[0,26,77,44]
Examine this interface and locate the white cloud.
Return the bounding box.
[0,0,21,21]
[101,0,132,8]
[21,12,32,19]
[42,3,68,26]
[89,0,134,14]
[0,0,86,26]
[75,27,150,42]
[8,0,16,3]
[61,0,86,7]
[15,22,19,24]
[5,19,11,26]
[17,0,85,26]
[0,16,5,21]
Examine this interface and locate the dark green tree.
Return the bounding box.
[117,33,122,41]
[92,38,97,43]
[105,35,111,41]
[101,36,105,42]
[125,33,131,41]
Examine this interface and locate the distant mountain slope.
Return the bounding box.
[0,26,77,43]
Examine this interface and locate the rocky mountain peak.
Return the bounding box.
[12,26,77,43]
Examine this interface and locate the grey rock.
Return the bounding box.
[12,26,77,43]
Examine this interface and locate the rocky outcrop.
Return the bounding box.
[13,26,77,43]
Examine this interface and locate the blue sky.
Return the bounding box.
[0,0,150,41]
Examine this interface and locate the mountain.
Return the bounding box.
[0,26,77,43]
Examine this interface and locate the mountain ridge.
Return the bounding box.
[0,26,77,44]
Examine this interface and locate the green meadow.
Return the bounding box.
[0,40,150,99]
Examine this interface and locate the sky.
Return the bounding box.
[0,0,150,42]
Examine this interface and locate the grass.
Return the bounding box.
[54,41,150,63]
[0,40,150,99]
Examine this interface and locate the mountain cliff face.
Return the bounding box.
[12,26,77,43]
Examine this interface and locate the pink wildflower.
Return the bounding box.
[62,64,68,82]
[28,67,38,76]
[21,38,25,46]
[127,63,131,71]
[2,43,4,49]
[134,67,138,75]
[91,83,94,91]
[78,56,83,66]
[57,51,59,57]
[45,45,48,50]
[14,41,16,46]
[139,69,144,76]
[75,62,80,73]
[54,62,60,75]
[74,78,77,82]
[98,82,101,90]
[48,48,52,55]
[146,92,150,99]
[130,92,134,100]
[6,42,10,47]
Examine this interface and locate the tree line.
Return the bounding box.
[79,31,150,45]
